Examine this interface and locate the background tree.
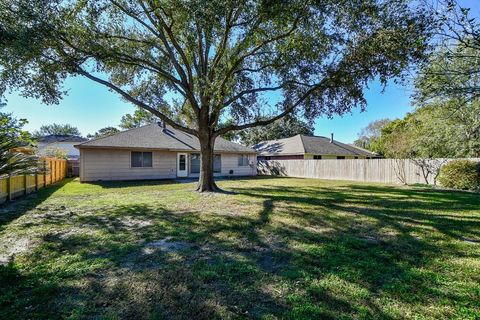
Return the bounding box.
[376,101,480,159]
[354,118,391,153]
[119,108,159,130]
[0,105,39,176]
[0,0,432,191]
[0,103,31,143]
[33,123,81,138]
[422,0,480,101]
[87,126,120,139]
[376,117,416,158]
[236,117,314,146]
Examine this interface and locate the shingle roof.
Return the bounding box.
[253,134,377,157]
[75,123,256,153]
[37,135,87,143]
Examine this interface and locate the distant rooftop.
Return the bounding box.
[253,134,378,157]
[37,135,88,143]
[75,123,256,153]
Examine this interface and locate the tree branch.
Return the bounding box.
[214,79,328,136]
[75,66,197,136]
[223,81,314,107]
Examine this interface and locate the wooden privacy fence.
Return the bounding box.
[258,158,480,185]
[0,158,67,204]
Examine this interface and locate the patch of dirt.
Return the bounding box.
[0,237,35,265]
[122,217,154,228]
[142,237,190,255]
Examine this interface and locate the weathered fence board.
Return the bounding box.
[0,158,67,204]
[258,158,480,185]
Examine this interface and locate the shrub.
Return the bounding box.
[43,147,68,159]
[438,160,480,191]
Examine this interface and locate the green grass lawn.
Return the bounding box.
[0,177,479,320]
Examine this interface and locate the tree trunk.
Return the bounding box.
[196,133,219,192]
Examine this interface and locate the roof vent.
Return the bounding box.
[330,133,334,143]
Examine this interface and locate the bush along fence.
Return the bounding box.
[0,158,67,204]
[257,158,480,186]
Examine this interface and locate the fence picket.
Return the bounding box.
[257,158,480,185]
[0,157,67,204]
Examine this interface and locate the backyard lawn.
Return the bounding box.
[0,177,479,319]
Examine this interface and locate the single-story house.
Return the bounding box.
[253,134,378,160]
[75,123,257,182]
[37,135,88,160]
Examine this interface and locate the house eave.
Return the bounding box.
[76,145,257,154]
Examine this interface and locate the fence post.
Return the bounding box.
[35,172,38,191]
[23,174,27,195]
[7,175,12,201]
[44,159,48,186]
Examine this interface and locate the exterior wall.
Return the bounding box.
[186,152,257,177]
[79,149,257,182]
[220,153,257,176]
[38,142,80,158]
[80,149,177,182]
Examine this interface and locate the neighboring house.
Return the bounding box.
[75,123,257,182]
[37,135,88,159]
[254,134,378,160]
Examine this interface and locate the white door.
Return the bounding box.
[177,153,188,177]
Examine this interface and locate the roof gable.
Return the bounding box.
[254,134,376,156]
[38,135,87,143]
[76,123,255,153]
[252,135,305,155]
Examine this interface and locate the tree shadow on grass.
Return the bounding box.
[0,179,71,231]
[1,180,479,319]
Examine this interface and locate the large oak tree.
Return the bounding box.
[0,0,431,191]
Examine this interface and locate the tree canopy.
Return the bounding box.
[368,0,480,160]
[378,100,480,159]
[373,40,480,159]
[0,0,432,191]
[234,117,314,146]
[354,118,391,153]
[87,126,120,139]
[420,0,480,103]
[33,123,82,137]
[119,108,159,130]
[0,103,31,144]
[0,105,39,176]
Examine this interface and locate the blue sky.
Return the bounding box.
[3,0,479,143]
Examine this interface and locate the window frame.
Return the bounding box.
[190,153,200,174]
[213,154,221,173]
[313,155,322,160]
[131,151,153,168]
[238,154,249,166]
